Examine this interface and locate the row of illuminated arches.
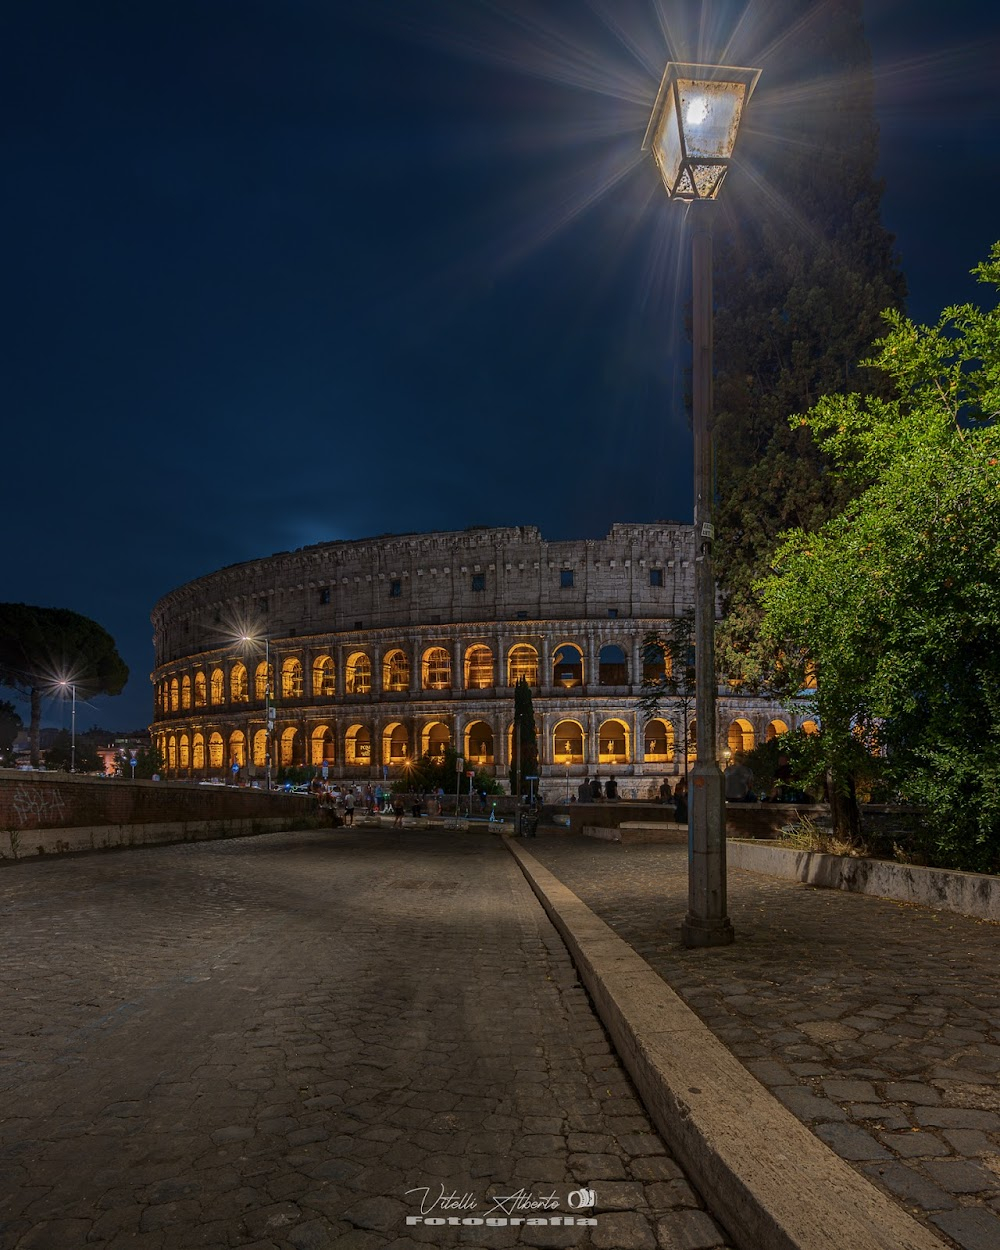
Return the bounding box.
[155,715,812,773]
[155,642,657,715]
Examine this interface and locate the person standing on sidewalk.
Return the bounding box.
[343,790,355,826]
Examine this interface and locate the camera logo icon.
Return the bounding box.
[567,1188,597,1209]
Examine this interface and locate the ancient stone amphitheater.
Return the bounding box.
[150,524,804,795]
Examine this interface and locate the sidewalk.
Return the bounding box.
[518,836,1000,1250]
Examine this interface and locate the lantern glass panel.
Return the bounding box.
[652,88,683,193]
[677,78,747,160]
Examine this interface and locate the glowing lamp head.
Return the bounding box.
[642,61,761,201]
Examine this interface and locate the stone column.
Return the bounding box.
[452,639,464,693]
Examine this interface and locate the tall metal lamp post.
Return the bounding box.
[58,679,77,773]
[643,61,760,948]
[241,633,273,790]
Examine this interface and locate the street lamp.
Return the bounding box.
[58,680,76,773]
[643,61,760,949]
[240,632,272,790]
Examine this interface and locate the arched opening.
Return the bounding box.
[383,649,410,692]
[552,720,585,765]
[643,718,674,763]
[312,655,335,698]
[279,726,298,766]
[598,645,628,686]
[382,721,411,764]
[767,719,789,741]
[192,733,205,770]
[421,721,451,757]
[181,675,192,710]
[598,719,630,765]
[346,652,371,695]
[553,643,583,688]
[179,734,190,769]
[281,658,303,699]
[422,647,451,690]
[464,720,494,765]
[642,640,672,683]
[167,735,177,768]
[311,725,334,765]
[254,661,272,701]
[210,669,225,705]
[465,645,494,689]
[194,672,207,707]
[252,728,269,767]
[208,732,225,769]
[168,678,178,712]
[507,644,539,686]
[345,723,372,766]
[801,720,820,736]
[229,730,247,768]
[230,663,249,703]
[727,718,755,756]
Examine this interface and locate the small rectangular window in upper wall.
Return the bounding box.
[390,579,402,597]
[471,573,485,592]
[319,588,330,605]
[259,598,269,612]
[560,569,574,589]
[650,568,664,587]
[607,608,618,619]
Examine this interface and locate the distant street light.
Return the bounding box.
[240,631,272,790]
[643,61,760,949]
[58,679,76,773]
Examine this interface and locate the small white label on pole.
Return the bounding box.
[701,523,714,538]
[456,756,464,772]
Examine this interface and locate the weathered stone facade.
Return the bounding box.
[150,524,806,794]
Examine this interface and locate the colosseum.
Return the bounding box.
[150,523,809,796]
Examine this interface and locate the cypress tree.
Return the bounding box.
[708,0,907,685]
[510,677,539,798]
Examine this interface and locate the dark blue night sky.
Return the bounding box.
[2,0,998,732]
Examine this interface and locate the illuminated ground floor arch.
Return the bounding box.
[153,692,808,795]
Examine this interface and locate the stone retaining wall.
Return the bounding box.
[728,839,1000,924]
[0,769,314,832]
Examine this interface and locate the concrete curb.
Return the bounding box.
[505,837,947,1250]
[728,839,1000,923]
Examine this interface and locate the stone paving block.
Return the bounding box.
[941,1128,999,1155]
[862,1161,957,1211]
[655,1207,729,1249]
[878,1130,951,1158]
[922,1158,1000,1193]
[931,1207,1000,1250]
[590,1210,658,1249]
[813,1122,893,1161]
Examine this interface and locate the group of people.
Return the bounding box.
[575,775,619,802]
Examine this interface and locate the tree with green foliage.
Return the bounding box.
[0,699,22,762]
[758,245,1000,868]
[0,604,129,767]
[637,613,696,768]
[401,746,503,801]
[710,0,907,689]
[118,744,164,780]
[45,730,104,775]
[508,677,539,799]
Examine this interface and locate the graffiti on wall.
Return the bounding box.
[10,785,67,829]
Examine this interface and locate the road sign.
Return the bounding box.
[456,756,464,772]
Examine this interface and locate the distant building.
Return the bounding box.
[150,525,807,794]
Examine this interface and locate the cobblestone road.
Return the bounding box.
[527,837,1000,1250]
[0,831,732,1250]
